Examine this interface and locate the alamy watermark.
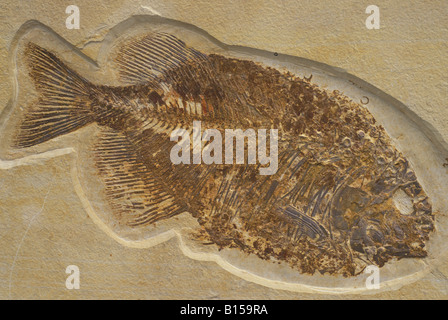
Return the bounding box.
[65,265,80,289]
[65,5,80,30]
[170,121,278,175]
[365,265,380,289]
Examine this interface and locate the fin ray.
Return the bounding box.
[114,32,207,84]
[14,43,94,148]
[93,128,187,227]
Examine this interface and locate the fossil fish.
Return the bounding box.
[12,32,434,276]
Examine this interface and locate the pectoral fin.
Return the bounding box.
[279,205,329,240]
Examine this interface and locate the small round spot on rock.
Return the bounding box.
[360,96,370,105]
[342,137,352,148]
[274,52,278,56]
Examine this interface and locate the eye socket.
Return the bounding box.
[392,188,414,216]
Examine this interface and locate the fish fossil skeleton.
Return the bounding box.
[11,32,434,276]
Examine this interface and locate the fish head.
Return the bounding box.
[348,180,434,265]
[325,154,434,265]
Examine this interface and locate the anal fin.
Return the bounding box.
[93,128,186,227]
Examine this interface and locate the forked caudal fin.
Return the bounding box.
[13,43,95,148]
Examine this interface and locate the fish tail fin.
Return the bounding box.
[13,43,95,148]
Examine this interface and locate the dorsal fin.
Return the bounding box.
[114,32,208,85]
[93,128,187,227]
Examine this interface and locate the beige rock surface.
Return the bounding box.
[0,0,447,299]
